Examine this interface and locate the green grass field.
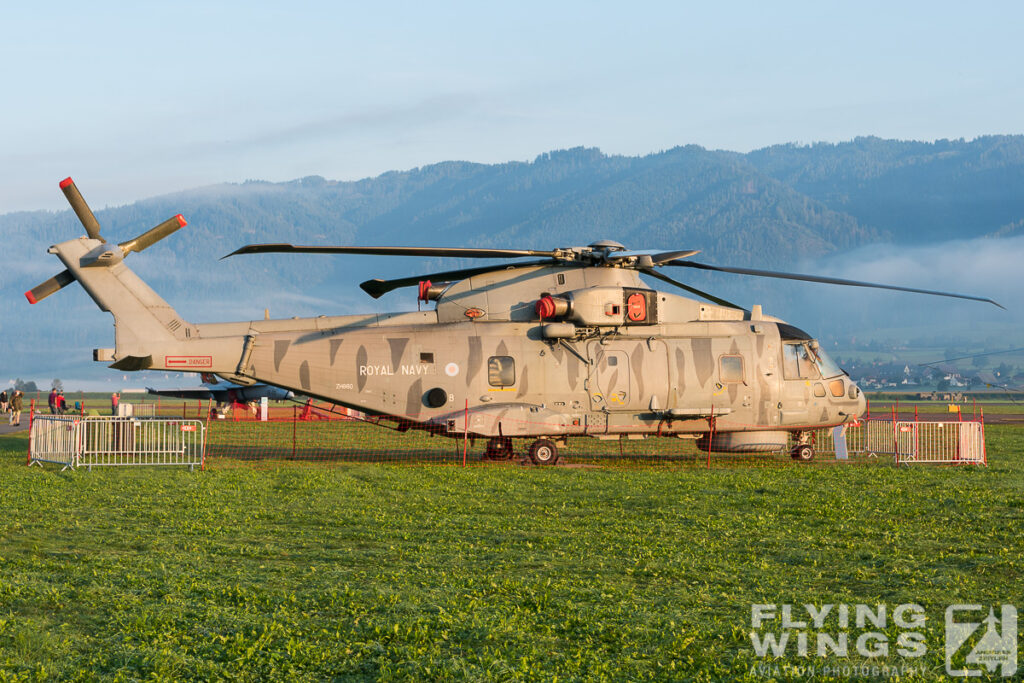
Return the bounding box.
[1,428,1022,680]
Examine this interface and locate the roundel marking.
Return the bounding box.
[445,362,460,377]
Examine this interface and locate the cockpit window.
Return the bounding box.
[813,347,844,379]
[783,342,820,379]
[783,341,844,380]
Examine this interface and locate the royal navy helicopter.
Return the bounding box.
[27,178,1001,464]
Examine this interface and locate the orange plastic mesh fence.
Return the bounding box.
[188,399,985,468]
[25,396,986,468]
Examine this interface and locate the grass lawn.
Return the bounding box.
[1,427,1022,680]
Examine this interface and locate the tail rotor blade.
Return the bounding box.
[118,214,187,256]
[25,269,75,304]
[59,177,103,240]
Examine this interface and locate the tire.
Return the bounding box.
[528,439,559,465]
[791,444,814,462]
[484,437,514,461]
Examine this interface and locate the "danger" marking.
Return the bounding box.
[165,356,212,368]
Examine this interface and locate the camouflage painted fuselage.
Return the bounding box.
[48,235,864,446]
[190,264,866,442]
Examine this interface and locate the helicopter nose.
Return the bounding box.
[854,384,867,417]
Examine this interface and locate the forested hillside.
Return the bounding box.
[4,137,1022,385]
[747,136,1024,241]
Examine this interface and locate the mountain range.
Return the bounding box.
[4,136,1023,387]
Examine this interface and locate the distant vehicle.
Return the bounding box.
[28,178,1001,464]
[147,373,294,415]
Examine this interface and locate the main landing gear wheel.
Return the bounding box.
[790,444,814,462]
[528,439,559,466]
[483,437,514,461]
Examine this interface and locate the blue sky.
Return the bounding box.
[3,1,1022,213]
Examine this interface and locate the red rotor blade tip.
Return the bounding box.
[25,291,38,304]
[175,214,187,227]
[59,177,74,189]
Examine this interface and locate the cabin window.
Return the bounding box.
[813,383,826,398]
[420,352,434,364]
[829,379,846,398]
[488,356,515,387]
[782,342,820,380]
[720,355,744,383]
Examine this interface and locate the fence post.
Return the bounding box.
[981,407,987,465]
[292,405,297,459]
[707,406,715,469]
[26,399,35,466]
[462,399,468,467]
[202,399,212,471]
[891,404,898,462]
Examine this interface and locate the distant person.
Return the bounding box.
[0,389,7,414]
[48,388,58,414]
[57,390,66,415]
[111,392,120,415]
[9,390,23,426]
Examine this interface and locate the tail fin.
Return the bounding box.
[26,178,194,369]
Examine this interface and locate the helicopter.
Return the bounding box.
[27,178,1002,464]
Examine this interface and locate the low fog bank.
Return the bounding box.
[738,236,1024,345]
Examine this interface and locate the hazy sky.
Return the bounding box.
[3,1,1022,213]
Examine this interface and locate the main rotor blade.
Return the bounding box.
[652,249,700,264]
[59,177,102,240]
[665,261,1005,309]
[360,260,555,299]
[917,346,1024,366]
[224,244,559,259]
[118,214,187,256]
[640,268,745,311]
[606,249,700,265]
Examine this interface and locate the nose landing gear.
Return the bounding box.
[790,431,814,461]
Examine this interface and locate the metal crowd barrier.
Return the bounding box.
[893,420,986,465]
[29,415,205,471]
[795,419,985,465]
[27,415,79,470]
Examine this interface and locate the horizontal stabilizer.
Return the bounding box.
[25,269,75,304]
[109,355,153,371]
